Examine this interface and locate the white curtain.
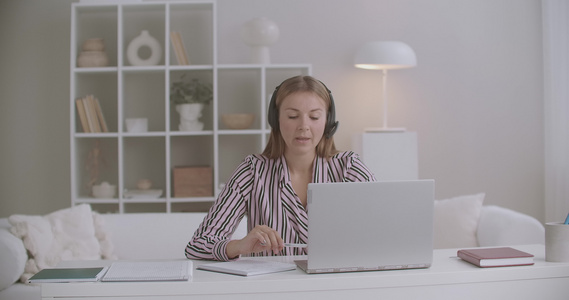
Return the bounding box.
[543,0,569,222]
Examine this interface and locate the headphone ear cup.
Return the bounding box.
[323,87,338,138]
[325,121,339,139]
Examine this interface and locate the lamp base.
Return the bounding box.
[365,127,406,133]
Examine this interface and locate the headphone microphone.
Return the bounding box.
[268,80,339,139]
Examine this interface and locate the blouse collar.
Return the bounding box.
[278,155,329,187]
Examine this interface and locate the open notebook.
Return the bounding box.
[197,259,296,276]
[101,261,192,282]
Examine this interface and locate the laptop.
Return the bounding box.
[295,180,434,274]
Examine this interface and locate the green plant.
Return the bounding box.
[170,74,213,105]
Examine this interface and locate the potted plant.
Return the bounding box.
[170,74,213,131]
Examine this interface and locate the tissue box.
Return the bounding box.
[173,166,212,197]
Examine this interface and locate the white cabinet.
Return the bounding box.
[70,1,311,213]
[352,132,418,181]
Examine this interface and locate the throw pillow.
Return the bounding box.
[0,221,27,291]
[8,204,113,282]
[433,193,485,249]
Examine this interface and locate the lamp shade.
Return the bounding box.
[354,41,417,70]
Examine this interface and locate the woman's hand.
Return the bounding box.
[226,225,284,259]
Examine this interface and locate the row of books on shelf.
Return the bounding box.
[76,95,108,133]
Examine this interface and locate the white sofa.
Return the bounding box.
[0,204,544,300]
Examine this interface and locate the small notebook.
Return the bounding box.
[101,261,192,282]
[197,259,297,276]
[28,267,108,283]
[457,247,534,268]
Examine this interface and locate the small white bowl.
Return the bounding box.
[92,182,116,198]
[221,113,255,129]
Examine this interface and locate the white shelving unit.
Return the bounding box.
[70,1,311,213]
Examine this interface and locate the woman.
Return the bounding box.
[185,75,376,261]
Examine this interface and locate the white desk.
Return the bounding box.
[40,245,569,300]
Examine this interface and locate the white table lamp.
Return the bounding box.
[354,41,417,132]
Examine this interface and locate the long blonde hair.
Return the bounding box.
[262,75,338,159]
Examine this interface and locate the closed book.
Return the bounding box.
[93,97,108,132]
[75,98,90,133]
[86,95,102,133]
[457,247,534,268]
[28,267,108,283]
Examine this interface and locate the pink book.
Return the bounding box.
[457,247,534,268]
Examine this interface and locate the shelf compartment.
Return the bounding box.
[170,135,214,198]
[218,68,262,130]
[74,72,118,133]
[169,2,214,66]
[170,135,214,167]
[122,71,166,132]
[122,4,167,67]
[122,136,166,194]
[73,138,119,199]
[169,69,214,132]
[73,5,118,68]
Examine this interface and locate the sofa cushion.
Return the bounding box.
[0,219,27,291]
[433,193,485,249]
[477,205,545,247]
[8,204,114,282]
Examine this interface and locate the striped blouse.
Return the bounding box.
[184,151,376,261]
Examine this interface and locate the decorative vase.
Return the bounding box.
[77,38,109,67]
[127,30,162,66]
[77,51,109,67]
[82,38,105,51]
[240,17,280,64]
[176,103,205,131]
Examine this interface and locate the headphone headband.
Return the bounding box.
[268,78,338,139]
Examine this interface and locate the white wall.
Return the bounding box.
[0,0,544,221]
[0,0,73,217]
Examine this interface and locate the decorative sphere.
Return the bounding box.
[240,17,280,47]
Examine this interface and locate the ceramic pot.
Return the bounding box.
[82,38,105,51]
[92,182,116,198]
[77,51,109,67]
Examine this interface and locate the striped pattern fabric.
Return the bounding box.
[185,151,376,261]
